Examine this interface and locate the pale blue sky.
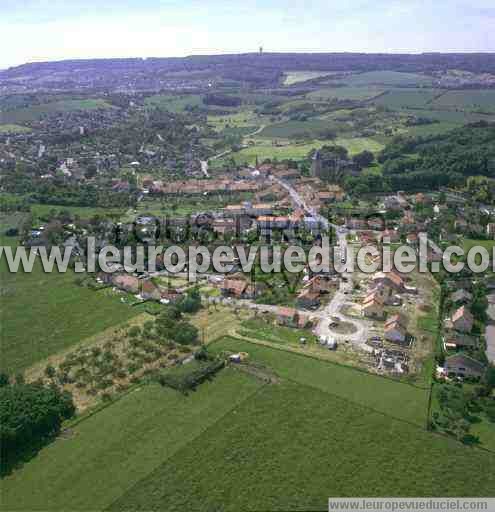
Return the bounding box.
[1,0,494,69]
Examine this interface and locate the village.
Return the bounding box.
[18,156,495,384]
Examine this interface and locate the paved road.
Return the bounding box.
[268,176,371,350]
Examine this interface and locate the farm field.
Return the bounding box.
[283,70,332,85]
[207,110,258,129]
[209,337,430,426]
[335,136,385,155]
[0,123,32,133]
[373,88,441,109]
[111,381,495,512]
[30,203,126,220]
[307,86,386,101]
[0,253,139,374]
[222,140,325,166]
[258,119,342,139]
[399,107,495,125]
[0,99,113,124]
[0,370,263,511]
[431,90,495,113]
[401,121,460,137]
[144,94,203,112]
[336,70,434,87]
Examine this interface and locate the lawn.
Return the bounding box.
[462,238,495,253]
[110,381,495,512]
[209,337,430,426]
[238,318,318,346]
[0,370,263,511]
[0,254,139,374]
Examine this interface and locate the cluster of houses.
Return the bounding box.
[361,270,412,344]
[440,287,487,379]
[97,270,182,304]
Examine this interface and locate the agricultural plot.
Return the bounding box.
[0,255,139,374]
[111,381,495,512]
[144,94,203,112]
[431,90,495,113]
[335,137,385,155]
[399,108,495,125]
[337,70,434,87]
[373,88,441,109]
[210,337,429,426]
[223,140,325,166]
[0,370,263,511]
[0,99,113,124]
[307,86,386,101]
[258,119,341,139]
[30,203,125,220]
[283,70,332,85]
[0,124,32,133]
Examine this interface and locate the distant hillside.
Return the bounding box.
[2,52,495,89]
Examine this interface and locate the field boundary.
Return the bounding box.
[219,331,431,391]
[105,376,269,511]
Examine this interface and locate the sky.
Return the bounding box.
[1,0,494,69]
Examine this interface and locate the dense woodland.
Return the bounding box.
[345,122,495,194]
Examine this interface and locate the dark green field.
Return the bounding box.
[0,99,113,124]
[110,381,495,512]
[0,370,263,511]
[0,219,139,374]
[210,337,429,425]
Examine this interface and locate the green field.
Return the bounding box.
[399,108,495,125]
[259,119,339,139]
[30,203,126,220]
[431,90,495,113]
[0,99,113,124]
[0,370,263,511]
[338,71,434,87]
[210,337,429,426]
[222,140,325,165]
[0,124,32,133]
[144,94,203,112]
[336,136,385,155]
[307,86,386,101]
[462,238,495,253]
[111,381,495,512]
[3,334,494,511]
[373,88,441,109]
[0,253,139,374]
[283,70,332,85]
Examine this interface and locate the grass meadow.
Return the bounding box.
[110,380,495,512]
[0,214,139,374]
[0,99,113,123]
[209,337,430,426]
[0,370,263,511]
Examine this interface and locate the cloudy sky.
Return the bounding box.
[1,0,494,69]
